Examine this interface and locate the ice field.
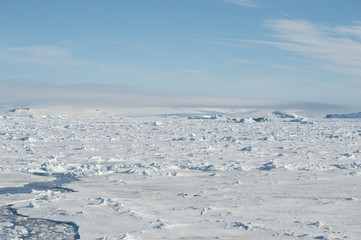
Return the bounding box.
[1,108,361,239]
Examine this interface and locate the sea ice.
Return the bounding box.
[0,109,360,239]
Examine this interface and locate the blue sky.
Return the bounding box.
[1,0,361,108]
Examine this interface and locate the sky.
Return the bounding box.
[0,0,361,109]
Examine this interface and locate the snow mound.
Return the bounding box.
[188,115,219,120]
[325,112,361,118]
[272,111,300,119]
[9,108,32,113]
[288,118,313,124]
[231,117,270,123]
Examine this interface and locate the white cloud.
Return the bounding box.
[260,19,361,77]
[222,0,258,7]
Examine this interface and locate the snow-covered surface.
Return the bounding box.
[325,112,361,118]
[1,108,361,239]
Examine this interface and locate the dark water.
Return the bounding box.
[0,172,78,195]
[0,205,80,239]
[0,172,80,239]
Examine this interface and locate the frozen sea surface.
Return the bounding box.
[0,113,361,239]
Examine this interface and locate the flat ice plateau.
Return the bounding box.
[1,109,361,239]
[325,112,361,119]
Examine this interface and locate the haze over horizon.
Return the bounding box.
[1,0,360,110]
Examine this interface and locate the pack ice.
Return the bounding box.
[0,109,361,239]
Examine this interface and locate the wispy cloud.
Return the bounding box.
[0,44,135,76]
[335,22,361,39]
[0,45,86,67]
[222,0,258,7]
[204,20,361,77]
[101,40,149,48]
[269,64,305,72]
[198,39,248,48]
[179,69,204,74]
[260,19,361,77]
[0,79,285,109]
[231,58,254,64]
